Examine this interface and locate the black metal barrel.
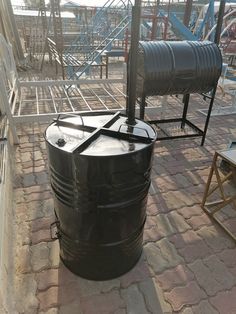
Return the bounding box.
[45,112,156,280]
[136,40,222,97]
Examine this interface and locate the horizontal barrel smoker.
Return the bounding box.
[45,112,156,279]
[136,40,222,97]
[134,40,222,145]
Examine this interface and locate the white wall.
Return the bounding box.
[0,136,15,314]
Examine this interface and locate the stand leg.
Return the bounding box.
[140,95,146,120]
[106,56,108,79]
[181,94,190,129]
[201,86,217,146]
[100,63,102,79]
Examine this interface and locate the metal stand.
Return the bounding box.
[202,149,236,242]
[139,85,217,146]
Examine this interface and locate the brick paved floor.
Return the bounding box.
[12,103,236,314]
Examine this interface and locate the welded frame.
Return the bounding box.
[15,78,126,123]
[139,85,218,146]
[0,34,162,144]
[13,77,162,123]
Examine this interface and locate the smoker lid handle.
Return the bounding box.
[118,123,150,139]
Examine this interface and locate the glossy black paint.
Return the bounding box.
[45,112,156,280]
[136,40,222,97]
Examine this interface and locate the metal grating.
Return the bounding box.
[13,78,163,123]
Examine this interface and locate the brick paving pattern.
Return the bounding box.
[12,105,236,313]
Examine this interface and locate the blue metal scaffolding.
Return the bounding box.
[64,0,132,79]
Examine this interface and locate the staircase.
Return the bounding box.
[67,15,130,79]
[64,0,132,79]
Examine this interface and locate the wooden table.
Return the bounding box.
[202,149,236,241]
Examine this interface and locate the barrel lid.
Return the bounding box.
[45,112,156,156]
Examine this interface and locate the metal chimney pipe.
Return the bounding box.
[126,0,141,125]
[214,0,225,44]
